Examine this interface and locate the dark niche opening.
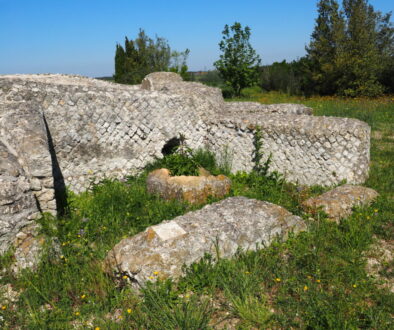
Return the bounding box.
[161,137,181,156]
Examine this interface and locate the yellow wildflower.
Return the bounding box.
[75,311,80,316]
[316,279,321,283]
[149,276,154,280]
[122,275,128,280]
[153,271,159,276]
[275,278,281,282]
[95,327,100,330]
[353,284,357,288]
[127,308,132,314]
[80,294,86,299]
[374,209,378,213]
[304,285,308,291]
[1,305,6,310]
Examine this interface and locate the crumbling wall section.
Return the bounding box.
[207,115,370,186]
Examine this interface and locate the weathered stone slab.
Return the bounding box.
[146,168,231,204]
[302,184,378,221]
[104,197,306,286]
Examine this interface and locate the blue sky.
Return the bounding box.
[0,0,392,77]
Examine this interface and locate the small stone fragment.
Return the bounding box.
[302,184,379,222]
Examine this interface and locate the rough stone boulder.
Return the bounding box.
[302,184,379,222]
[104,196,305,286]
[146,168,231,204]
[141,71,183,90]
[141,71,224,107]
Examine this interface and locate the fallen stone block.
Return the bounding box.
[146,168,231,204]
[104,196,305,286]
[302,184,378,222]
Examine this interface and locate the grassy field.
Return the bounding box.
[0,93,393,329]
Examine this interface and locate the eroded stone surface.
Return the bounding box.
[104,196,306,286]
[302,184,379,221]
[146,168,231,204]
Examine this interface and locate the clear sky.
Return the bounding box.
[0,0,392,77]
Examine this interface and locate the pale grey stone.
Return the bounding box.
[105,197,306,286]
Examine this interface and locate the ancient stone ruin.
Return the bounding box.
[0,71,371,267]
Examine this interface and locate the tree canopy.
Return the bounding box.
[214,22,261,97]
[114,29,190,84]
[306,0,394,96]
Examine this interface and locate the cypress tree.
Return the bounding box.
[114,44,126,83]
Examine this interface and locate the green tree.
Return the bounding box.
[114,29,187,84]
[114,44,126,83]
[306,0,393,97]
[169,49,191,80]
[214,22,261,97]
[306,0,345,95]
[337,0,384,96]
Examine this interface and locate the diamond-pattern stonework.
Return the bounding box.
[0,72,371,267]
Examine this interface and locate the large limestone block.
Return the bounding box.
[141,72,224,106]
[146,168,231,204]
[141,72,183,90]
[302,184,378,222]
[105,197,305,286]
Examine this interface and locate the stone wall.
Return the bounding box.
[207,115,370,186]
[0,72,371,258]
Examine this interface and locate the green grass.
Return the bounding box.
[0,93,393,328]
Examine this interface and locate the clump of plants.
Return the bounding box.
[146,134,228,176]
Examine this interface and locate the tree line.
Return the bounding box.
[114,29,190,84]
[114,0,393,97]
